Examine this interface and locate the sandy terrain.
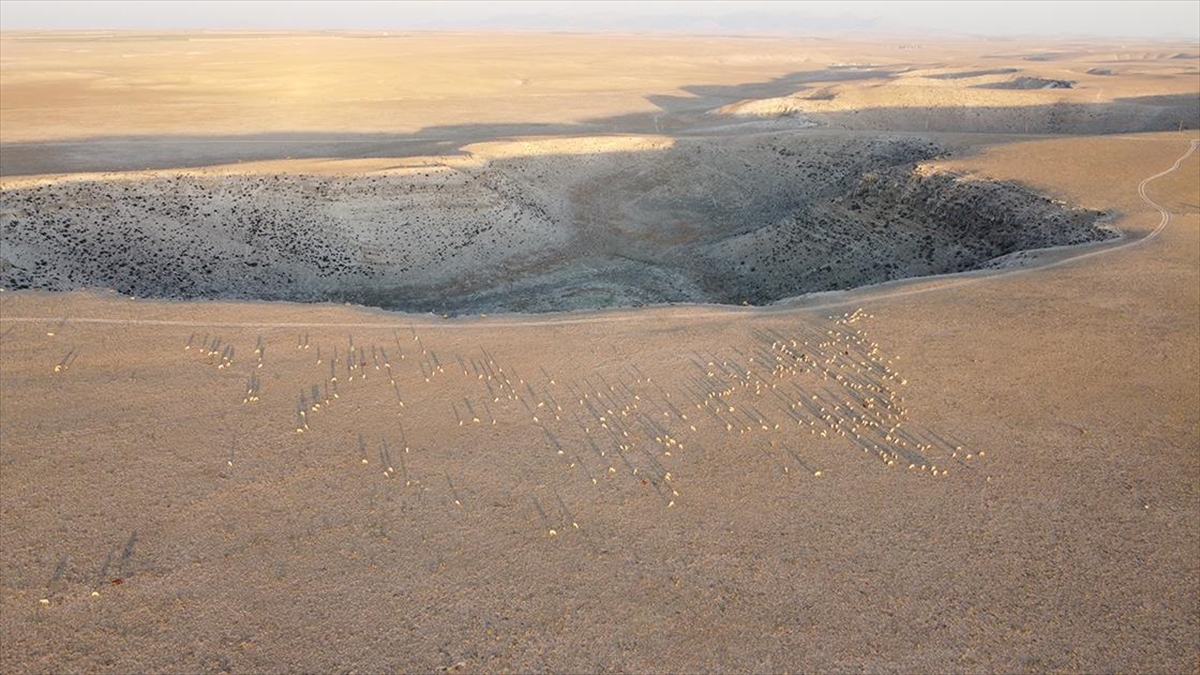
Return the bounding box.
[2,32,1196,174]
[1,32,1198,673]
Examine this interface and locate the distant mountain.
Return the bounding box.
[406,10,881,35]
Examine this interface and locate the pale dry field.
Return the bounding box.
[0,32,1198,673]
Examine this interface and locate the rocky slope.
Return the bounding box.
[0,134,1110,313]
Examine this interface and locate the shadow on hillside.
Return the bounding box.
[807,93,1199,134]
[0,66,903,176]
[1,68,1196,177]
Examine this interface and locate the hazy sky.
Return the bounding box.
[2,1,1198,39]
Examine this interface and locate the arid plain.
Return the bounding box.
[1,32,1198,673]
